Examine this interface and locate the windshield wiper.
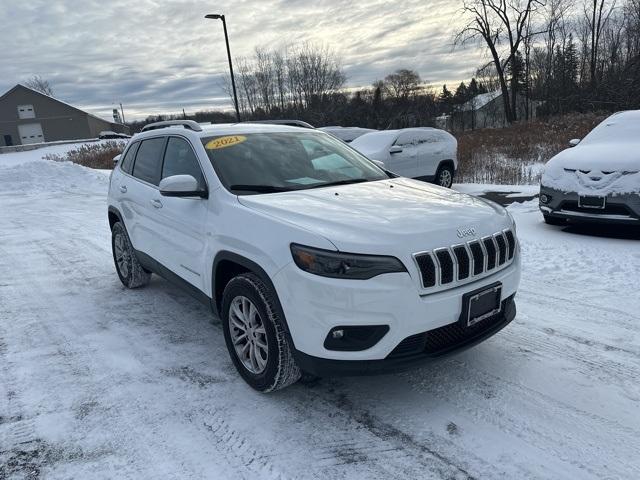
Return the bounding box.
[308,178,370,189]
[229,184,296,193]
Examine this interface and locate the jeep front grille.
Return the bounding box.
[413,229,516,290]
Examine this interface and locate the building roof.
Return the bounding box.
[0,84,119,126]
[461,90,502,111]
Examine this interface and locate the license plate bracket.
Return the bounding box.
[463,282,502,327]
[578,195,606,209]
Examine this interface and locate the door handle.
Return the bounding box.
[151,199,163,209]
[119,185,127,193]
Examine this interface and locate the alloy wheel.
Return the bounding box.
[228,296,269,374]
[114,233,131,278]
[438,169,452,188]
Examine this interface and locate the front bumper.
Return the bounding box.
[272,253,520,365]
[539,186,640,224]
[295,295,516,377]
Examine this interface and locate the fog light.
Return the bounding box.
[540,194,551,204]
[324,325,390,351]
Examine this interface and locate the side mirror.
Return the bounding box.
[159,175,207,198]
[569,138,581,147]
[113,154,121,165]
[371,159,386,169]
[389,145,403,154]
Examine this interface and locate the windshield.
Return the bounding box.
[201,132,389,194]
[581,114,639,145]
[350,131,398,153]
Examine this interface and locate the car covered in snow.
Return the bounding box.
[350,127,458,188]
[107,120,520,392]
[539,110,640,225]
[319,126,378,143]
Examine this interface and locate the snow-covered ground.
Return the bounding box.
[1,148,639,479]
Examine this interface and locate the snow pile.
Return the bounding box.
[0,160,109,194]
[0,142,110,194]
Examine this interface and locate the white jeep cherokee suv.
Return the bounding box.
[108,120,520,392]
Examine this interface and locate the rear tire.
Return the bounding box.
[543,214,566,226]
[435,164,454,188]
[222,273,301,392]
[111,222,151,288]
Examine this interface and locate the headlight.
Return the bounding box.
[290,244,407,279]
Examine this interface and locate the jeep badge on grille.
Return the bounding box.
[457,227,476,239]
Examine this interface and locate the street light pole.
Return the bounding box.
[205,14,241,122]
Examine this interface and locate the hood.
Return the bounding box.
[238,178,512,254]
[542,144,640,195]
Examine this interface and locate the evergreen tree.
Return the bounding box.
[454,82,469,105]
[440,84,454,113]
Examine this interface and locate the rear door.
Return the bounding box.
[150,136,208,290]
[387,132,418,177]
[127,137,167,257]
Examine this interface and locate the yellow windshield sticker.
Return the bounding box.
[205,135,247,150]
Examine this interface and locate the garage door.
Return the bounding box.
[18,123,44,145]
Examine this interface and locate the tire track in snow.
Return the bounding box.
[400,353,640,479]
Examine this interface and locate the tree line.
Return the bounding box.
[130,0,639,131]
[457,0,640,121]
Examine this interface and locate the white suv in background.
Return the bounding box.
[350,127,458,187]
[108,120,520,392]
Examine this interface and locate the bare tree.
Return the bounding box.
[455,0,545,123]
[584,0,617,84]
[383,69,422,101]
[24,75,54,96]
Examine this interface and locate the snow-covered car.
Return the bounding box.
[107,120,520,392]
[350,128,458,188]
[99,131,131,140]
[539,110,640,225]
[319,126,378,143]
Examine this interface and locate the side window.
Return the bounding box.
[162,137,205,188]
[415,132,438,145]
[395,132,417,147]
[120,142,139,174]
[132,137,166,186]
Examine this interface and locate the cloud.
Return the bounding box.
[0,0,482,121]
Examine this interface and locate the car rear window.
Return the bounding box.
[120,142,139,174]
[132,137,166,186]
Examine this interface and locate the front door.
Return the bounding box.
[151,136,208,291]
[387,131,418,177]
[17,123,44,145]
[2,135,13,146]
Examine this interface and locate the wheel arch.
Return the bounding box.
[108,206,124,230]
[437,159,456,173]
[211,251,293,337]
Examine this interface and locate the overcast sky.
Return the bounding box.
[0,0,485,121]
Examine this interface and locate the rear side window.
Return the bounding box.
[132,137,166,185]
[120,142,139,174]
[162,137,205,188]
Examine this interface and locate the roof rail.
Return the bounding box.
[141,120,203,133]
[243,120,315,129]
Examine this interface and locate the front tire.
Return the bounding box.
[111,222,151,288]
[435,164,454,188]
[221,273,301,392]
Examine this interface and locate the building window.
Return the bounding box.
[17,104,36,119]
